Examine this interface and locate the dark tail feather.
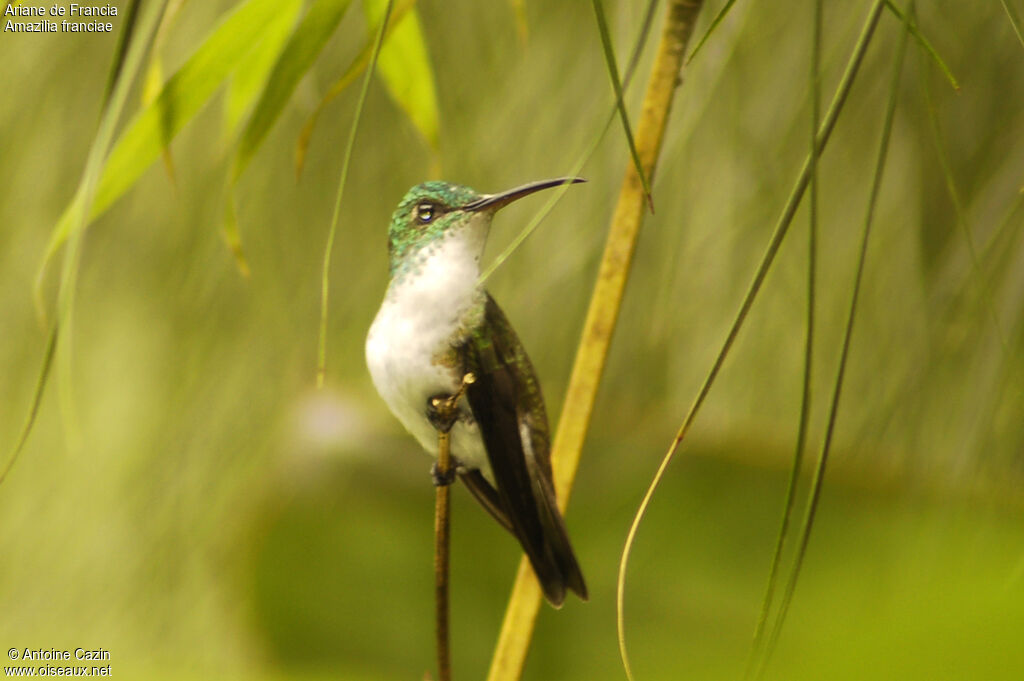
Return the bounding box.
[529,469,588,605]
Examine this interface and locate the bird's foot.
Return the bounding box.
[425,373,476,434]
[431,461,457,487]
[426,393,460,433]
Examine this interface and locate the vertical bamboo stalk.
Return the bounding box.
[485,3,703,680]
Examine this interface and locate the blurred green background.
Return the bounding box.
[2,0,1023,679]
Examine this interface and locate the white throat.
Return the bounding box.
[365,215,494,474]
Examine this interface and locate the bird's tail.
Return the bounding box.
[526,466,588,606]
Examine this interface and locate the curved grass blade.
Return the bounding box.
[745,0,822,675]
[233,0,355,181]
[999,0,1024,49]
[884,0,958,90]
[294,0,417,178]
[36,0,285,295]
[592,0,653,212]
[8,0,167,484]
[686,0,737,65]
[225,0,303,135]
[0,324,58,487]
[758,5,914,673]
[478,0,660,286]
[363,0,439,150]
[616,2,887,678]
[317,0,395,387]
[102,0,141,110]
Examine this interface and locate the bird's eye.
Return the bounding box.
[415,201,437,225]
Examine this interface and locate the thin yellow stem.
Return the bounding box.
[434,427,452,681]
[431,373,474,681]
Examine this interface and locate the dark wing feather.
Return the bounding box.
[460,294,587,605]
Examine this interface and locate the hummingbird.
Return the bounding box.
[365,177,588,606]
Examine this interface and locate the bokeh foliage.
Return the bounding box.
[1,1,1022,679]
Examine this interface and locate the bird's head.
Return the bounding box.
[386,177,584,275]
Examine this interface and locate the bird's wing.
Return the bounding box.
[460,294,587,605]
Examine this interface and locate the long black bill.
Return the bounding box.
[462,177,586,213]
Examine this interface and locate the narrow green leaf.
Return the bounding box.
[141,55,164,106]
[38,0,284,282]
[225,0,303,135]
[103,0,142,110]
[687,0,737,64]
[746,0,822,675]
[221,193,251,276]
[0,323,59,486]
[234,0,355,180]
[616,2,889,678]
[141,1,190,185]
[140,55,180,185]
[592,0,653,211]
[142,0,188,108]
[294,0,416,177]
[999,0,1024,49]
[317,0,395,387]
[761,3,914,672]
[362,0,439,150]
[884,0,959,90]
[15,0,167,481]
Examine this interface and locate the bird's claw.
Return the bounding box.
[426,393,460,433]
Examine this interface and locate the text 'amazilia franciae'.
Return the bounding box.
[365,177,588,606]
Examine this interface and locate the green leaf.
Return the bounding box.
[141,55,164,107]
[222,192,251,276]
[18,0,167,482]
[294,0,416,177]
[687,0,737,65]
[0,322,59,487]
[224,0,303,135]
[884,0,959,90]
[140,55,180,185]
[103,0,143,109]
[616,1,891,677]
[363,0,439,150]
[234,0,355,180]
[591,0,652,211]
[1001,0,1024,49]
[40,0,284,273]
[762,4,914,666]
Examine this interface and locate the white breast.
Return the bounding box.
[365,226,493,478]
